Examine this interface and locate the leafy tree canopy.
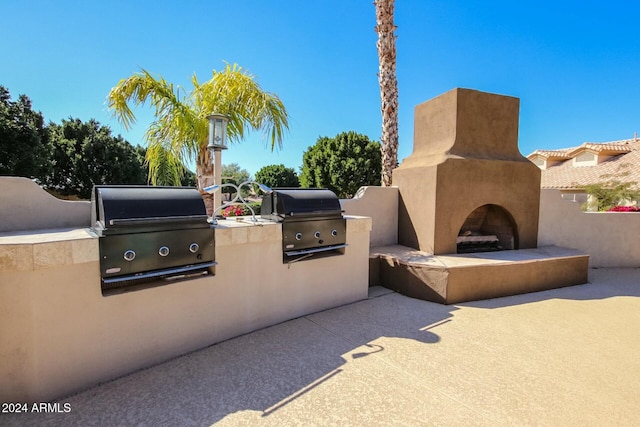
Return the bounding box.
[300,131,381,198]
[44,118,147,199]
[221,162,251,197]
[254,164,299,189]
[0,86,51,180]
[222,162,251,184]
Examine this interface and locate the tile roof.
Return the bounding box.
[528,149,573,160]
[531,139,640,190]
[566,140,635,156]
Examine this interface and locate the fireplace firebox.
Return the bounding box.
[457,204,517,253]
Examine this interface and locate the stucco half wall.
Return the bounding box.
[538,189,640,267]
[0,217,371,403]
[341,186,398,247]
[0,177,90,232]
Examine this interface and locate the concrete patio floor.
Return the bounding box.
[3,268,640,426]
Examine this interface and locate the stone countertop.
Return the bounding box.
[0,228,98,272]
[213,215,371,246]
[0,216,371,272]
[0,227,97,244]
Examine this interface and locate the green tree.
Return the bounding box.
[255,164,299,188]
[180,169,197,187]
[0,86,51,180]
[45,118,147,199]
[107,63,289,214]
[300,131,381,198]
[221,162,251,200]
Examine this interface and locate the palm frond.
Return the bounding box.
[107,63,289,188]
[198,63,289,150]
[146,142,185,186]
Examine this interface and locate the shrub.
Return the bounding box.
[255,164,299,188]
[300,131,381,198]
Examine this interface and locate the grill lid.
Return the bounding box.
[261,188,342,220]
[91,185,208,234]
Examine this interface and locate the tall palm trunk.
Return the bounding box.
[375,0,399,186]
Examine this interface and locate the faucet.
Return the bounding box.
[203,181,272,225]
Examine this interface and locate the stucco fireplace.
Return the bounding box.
[375,88,589,304]
[395,88,540,255]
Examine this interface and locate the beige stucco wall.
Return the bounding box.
[341,186,398,246]
[0,177,90,232]
[538,189,640,267]
[0,217,371,403]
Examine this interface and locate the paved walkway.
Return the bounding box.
[3,268,640,426]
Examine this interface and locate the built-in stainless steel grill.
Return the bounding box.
[91,185,215,294]
[261,188,346,262]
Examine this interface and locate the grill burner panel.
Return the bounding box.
[99,228,215,282]
[282,218,346,255]
[262,188,347,262]
[92,185,215,294]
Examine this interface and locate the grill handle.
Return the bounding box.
[108,215,209,227]
[284,244,348,257]
[102,262,217,284]
[287,211,344,218]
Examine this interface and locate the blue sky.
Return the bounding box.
[2,0,639,177]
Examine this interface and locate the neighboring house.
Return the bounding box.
[527,135,640,209]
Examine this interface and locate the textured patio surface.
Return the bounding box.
[3,268,640,426]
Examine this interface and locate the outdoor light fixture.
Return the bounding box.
[205,113,229,210]
[206,113,229,154]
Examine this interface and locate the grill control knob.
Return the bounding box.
[295,232,303,240]
[158,246,170,257]
[331,229,338,237]
[189,243,199,253]
[123,250,136,261]
[314,231,321,239]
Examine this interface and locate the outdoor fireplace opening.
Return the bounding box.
[457,204,518,254]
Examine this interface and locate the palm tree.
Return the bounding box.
[107,63,289,214]
[374,0,399,186]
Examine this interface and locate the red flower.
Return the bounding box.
[221,205,245,217]
[608,206,640,212]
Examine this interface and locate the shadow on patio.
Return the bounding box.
[3,268,640,426]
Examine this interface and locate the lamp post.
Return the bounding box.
[206,113,229,211]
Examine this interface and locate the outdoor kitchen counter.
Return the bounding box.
[0,216,372,270]
[0,216,372,403]
[0,228,97,272]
